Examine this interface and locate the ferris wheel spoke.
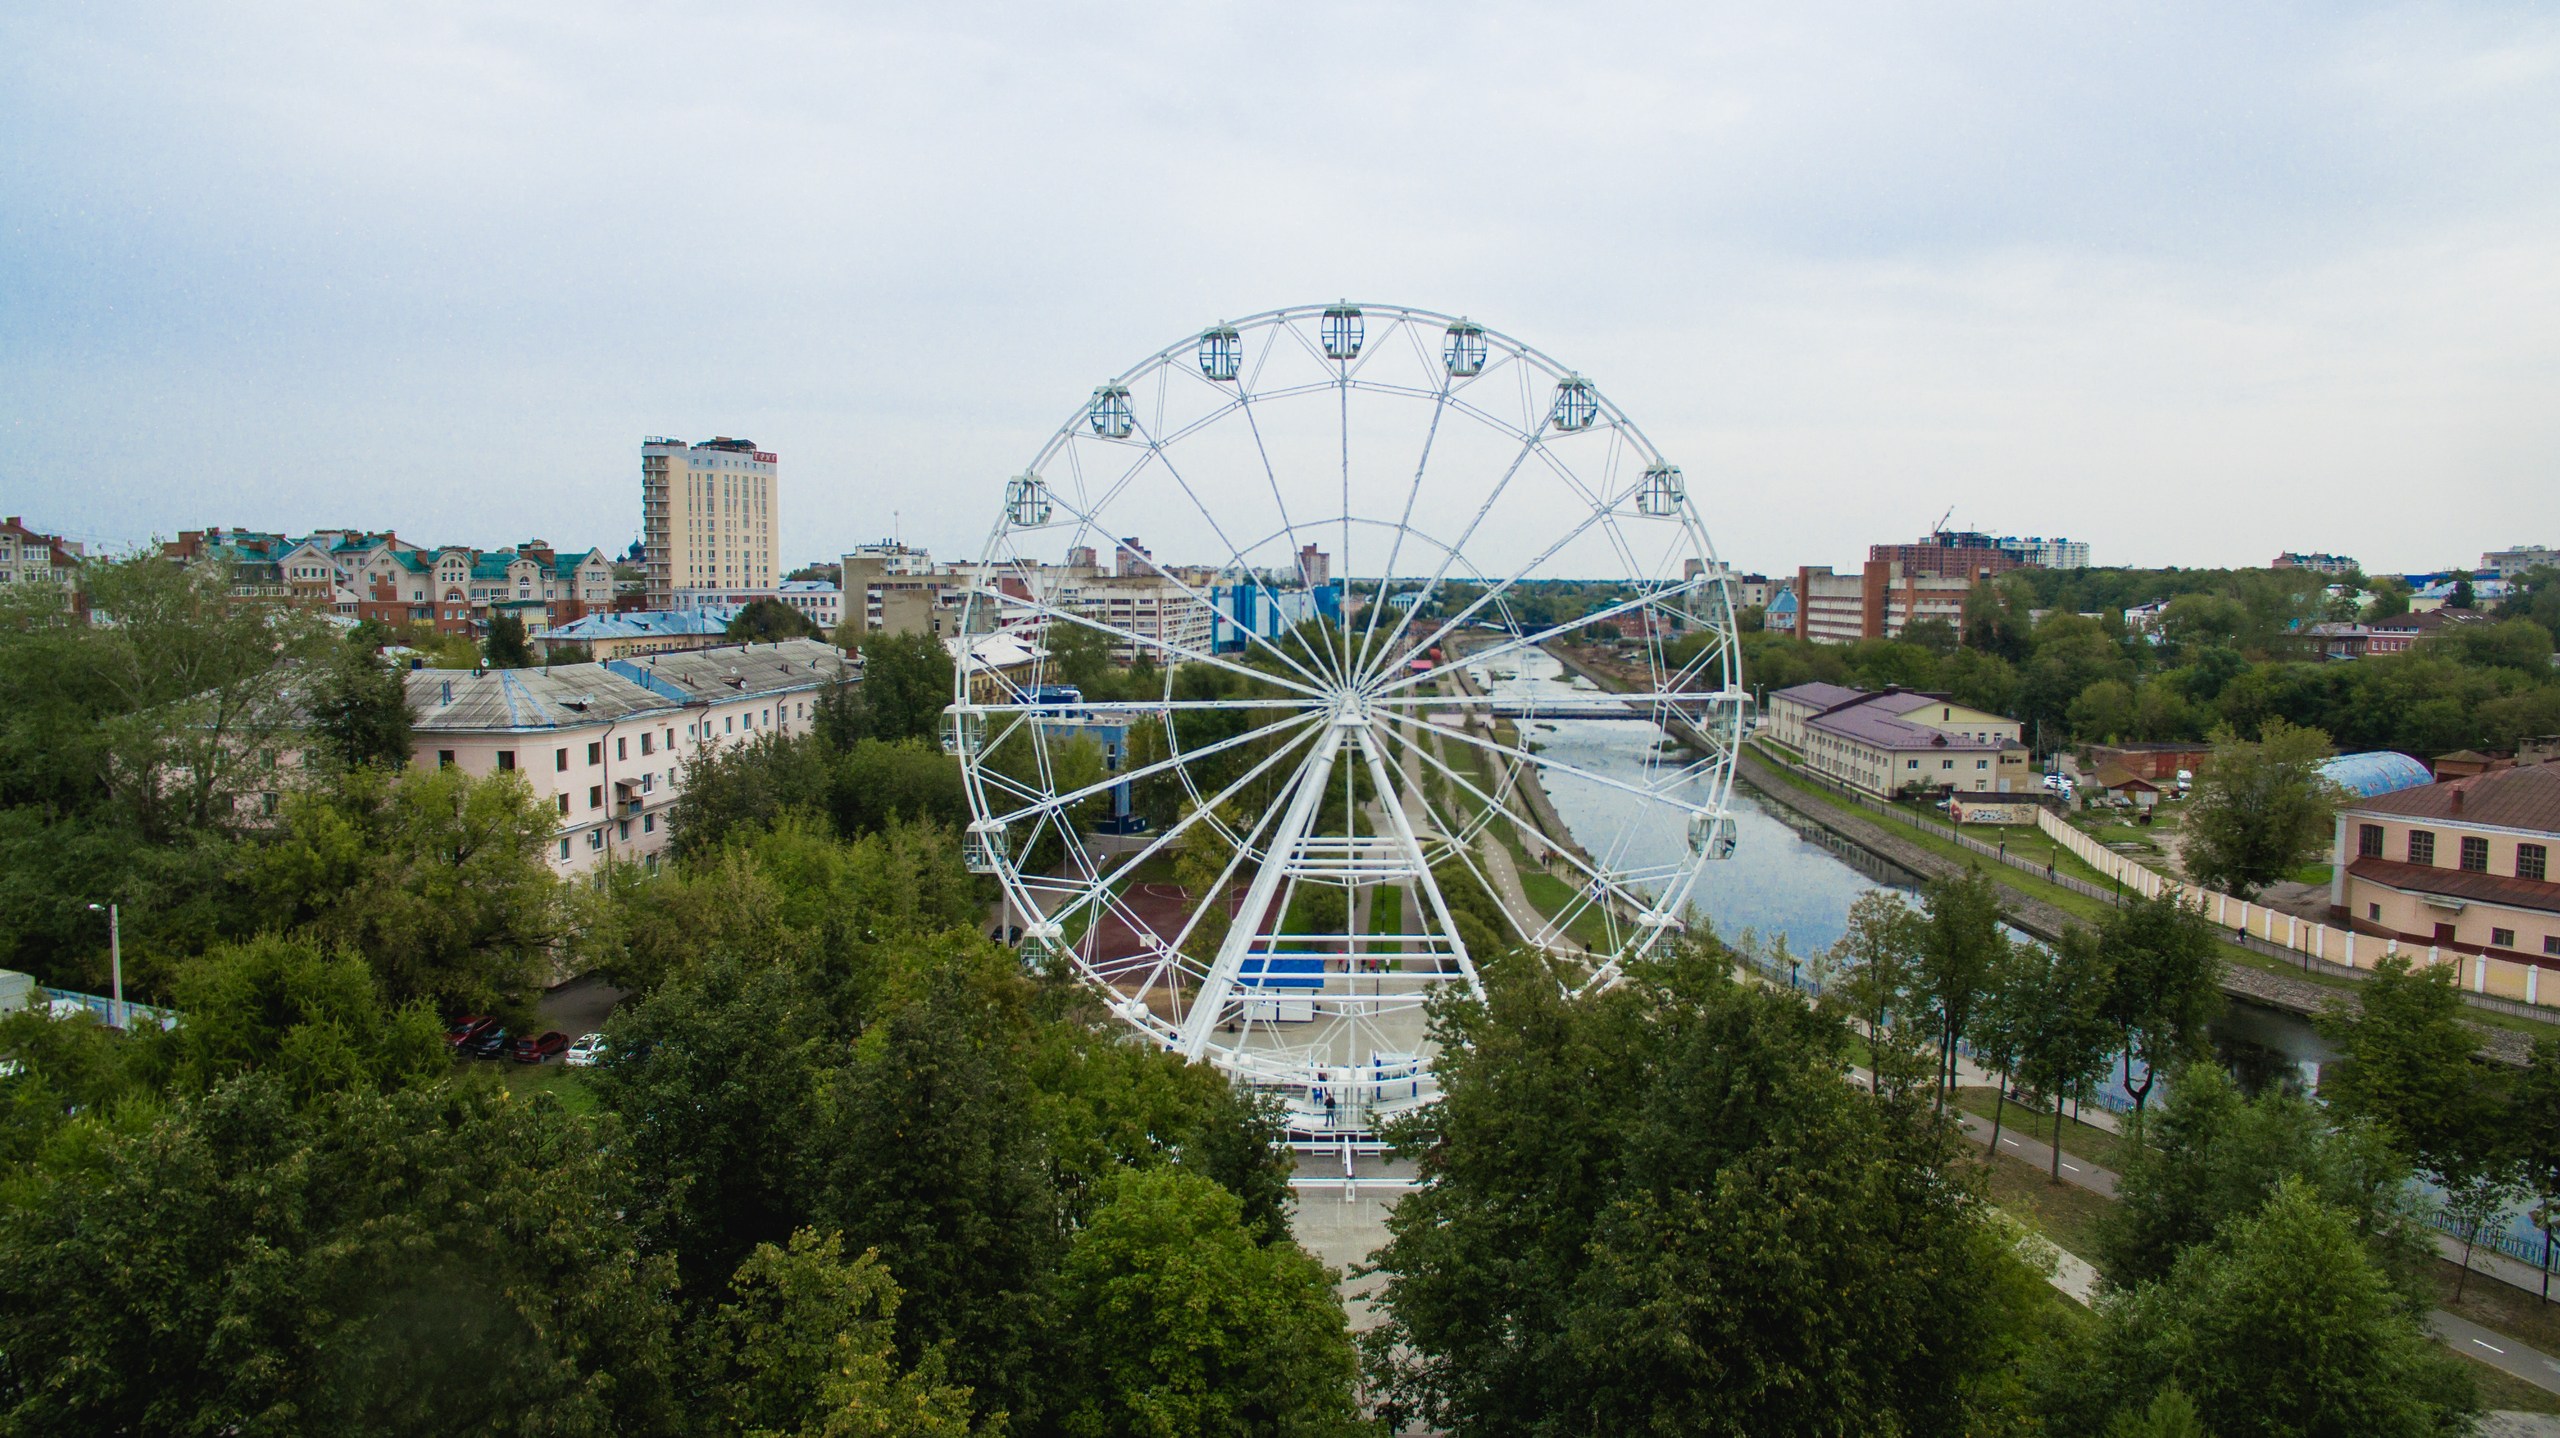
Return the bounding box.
[1374,717,1664,914]
[980,590,1328,701]
[1369,583,1700,701]
[986,709,1324,828]
[1118,417,1343,692]
[1347,370,1456,689]
[1389,704,1710,817]
[1346,420,1562,689]
[1017,467,1342,695]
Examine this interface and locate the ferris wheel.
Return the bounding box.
[948,303,1746,1140]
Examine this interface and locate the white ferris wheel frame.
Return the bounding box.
[948,302,1747,1132]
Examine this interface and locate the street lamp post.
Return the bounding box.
[85,902,122,1029]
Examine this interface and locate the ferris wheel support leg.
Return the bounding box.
[1355,725,1480,1001]
[1177,721,1348,1062]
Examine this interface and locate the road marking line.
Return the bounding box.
[2471,1338,2506,1355]
[2002,1138,2020,1148]
[2063,1163,2081,1173]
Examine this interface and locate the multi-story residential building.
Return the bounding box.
[1868,529,2025,581]
[2274,552,2360,575]
[2483,545,2558,579]
[2331,763,2560,999]
[1764,681,2031,798]
[776,579,843,632]
[642,436,782,607]
[0,517,82,603]
[846,541,933,576]
[1997,535,2091,569]
[1792,567,1868,644]
[405,637,853,875]
[1295,544,1330,588]
[1069,576,1217,664]
[1793,561,1971,643]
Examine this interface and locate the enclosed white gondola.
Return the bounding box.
[1087,383,1135,439]
[1442,319,1488,377]
[940,705,984,757]
[1003,472,1053,528]
[1198,324,1242,382]
[1688,810,1738,861]
[1635,462,1685,517]
[962,819,1009,874]
[1018,921,1064,969]
[1551,374,1600,431]
[1320,303,1363,360]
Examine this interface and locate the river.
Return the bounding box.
[1474,650,2337,1094]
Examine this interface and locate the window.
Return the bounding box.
[554,747,569,771]
[2368,903,2381,920]
[556,795,569,815]
[2521,844,2548,882]
[618,820,631,841]
[664,728,674,749]
[644,813,656,833]
[2358,824,2384,858]
[588,829,604,850]
[558,838,571,860]
[640,733,654,756]
[2491,927,2516,948]
[726,716,735,733]
[589,785,603,809]
[588,741,602,764]
[616,737,628,761]
[2548,936,2560,957]
[1975,759,1988,769]
[2408,830,2435,865]
[1907,759,1918,769]
[438,749,456,768]
[1941,759,1954,770]
[2460,836,2489,873]
[497,750,516,771]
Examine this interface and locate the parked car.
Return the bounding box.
[462,1027,511,1060]
[446,1015,498,1049]
[564,1033,609,1068]
[511,1030,570,1064]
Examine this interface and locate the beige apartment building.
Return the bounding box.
[643,436,782,608]
[1765,681,2031,798]
[2332,764,2560,993]
[406,638,852,875]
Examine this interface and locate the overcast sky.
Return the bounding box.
[4,2,2556,577]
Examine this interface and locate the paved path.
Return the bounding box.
[1950,1103,2560,1397]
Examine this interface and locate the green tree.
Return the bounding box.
[854,630,956,745]
[701,1228,976,1438]
[248,764,569,1014]
[728,596,824,644]
[2515,1036,2560,1304]
[0,1076,681,1436]
[153,933,447,1104]
[2098,889,2224,1114]
[2183,720,2342,897]
[2097,1063,2427,1289]
[485,612,537,668]
[1365,947,2046,1436]
[2069,1179,2475,1438]
[1054,1168,1362,1438]
[1917,867,2008,1107]
[1046,618,1114,692]
[1821,890,1929,1098]
[2004,926,2118,1181]
[305,637,415,770]
[2316,956,2514,1296]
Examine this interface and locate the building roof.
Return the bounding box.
[1770,681,1866,713]
[545,610,731,642]
[2319,751,2435,799]
[407,665,672,733]
[1806,703,2016,753]
[605,638,853,703]
[2344,763,2560,834]
[2347,856,2560,918]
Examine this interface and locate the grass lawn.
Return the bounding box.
[1518,869,1612,950]
[491,1061,599,1116]
[1969,1150,2116,1265]
[2434,1254,2560,1358]
[1951,1086,2141,1173]
[2466,1355,2560,1415]
[1369,884,1405,936]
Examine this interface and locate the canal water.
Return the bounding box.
[1475,650,2337,1095]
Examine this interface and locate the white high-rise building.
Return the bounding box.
[642,436,782,608]
[1996,535,2090,569]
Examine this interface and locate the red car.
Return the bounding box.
[446,1016,498,1050]
[511,1030,571,1064]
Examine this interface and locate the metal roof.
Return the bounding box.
[406,665,672,733]
[2347,762,2560,832]
[2319,751,2434,799]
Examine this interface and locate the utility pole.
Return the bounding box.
[85,902,122,1028]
